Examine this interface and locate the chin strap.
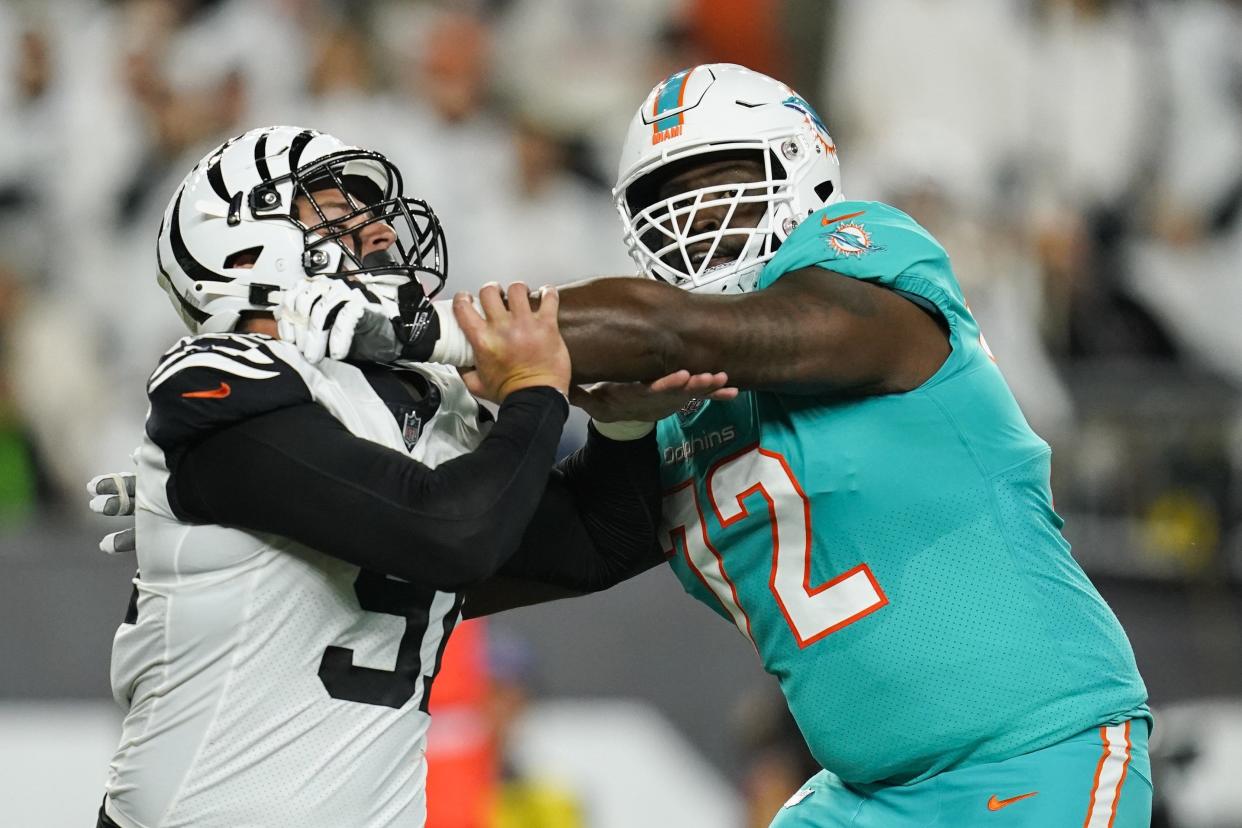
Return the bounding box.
[425,300,476,366]
[194,280,282,307]
[347,296,478,368]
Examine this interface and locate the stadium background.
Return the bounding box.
[0,0,1239,825]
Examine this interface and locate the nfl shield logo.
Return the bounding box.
[401,410,422,451]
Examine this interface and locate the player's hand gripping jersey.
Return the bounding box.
[657,202,1149,785]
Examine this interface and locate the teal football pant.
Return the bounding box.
[771,719,1152,827]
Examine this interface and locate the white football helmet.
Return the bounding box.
[156,126,447,334]
[614,64,844,294]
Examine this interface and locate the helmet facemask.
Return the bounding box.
[254,149,448,309]
[620,146,797,294]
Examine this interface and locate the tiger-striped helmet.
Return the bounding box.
[156,126,447,333]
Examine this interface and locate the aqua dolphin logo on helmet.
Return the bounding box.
[781,95,836,154]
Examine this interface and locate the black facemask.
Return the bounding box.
[253,149,449,299]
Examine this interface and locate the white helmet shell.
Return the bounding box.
[614,64,844,294]
[156,125,446,334]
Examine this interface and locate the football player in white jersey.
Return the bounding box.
[90,125,728,828]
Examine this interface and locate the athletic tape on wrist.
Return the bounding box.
[428,299,477,367]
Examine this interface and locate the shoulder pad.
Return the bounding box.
[758,201,985,361]
[760,199,968,318]
[146,333,312,451]
[762,201,950,289]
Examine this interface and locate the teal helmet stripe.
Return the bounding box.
[653,67,695,132]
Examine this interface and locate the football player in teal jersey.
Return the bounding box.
[277,64,1153,826]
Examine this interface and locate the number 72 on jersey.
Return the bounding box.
[662,445,888,648]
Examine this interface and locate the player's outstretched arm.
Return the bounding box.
[461,424,662,618]
[460,369,732,618]
[280,272,943,398]
[555,270,949,395]
[153,286,572,590]
[172,389,566,590]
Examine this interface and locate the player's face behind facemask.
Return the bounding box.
[294,176,397,266]
[291,160,445,302]
[223,175,397,269]
[228,176,401,336]
[624,149,780,287]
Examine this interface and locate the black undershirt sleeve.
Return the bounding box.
[170,386,568,591]
[462,423,665,618]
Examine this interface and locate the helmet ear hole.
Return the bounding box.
[223,246,264,269]
[814,180,835,202]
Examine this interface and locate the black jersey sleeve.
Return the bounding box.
[146,334,313,451]
[167,386,569,591]
[461,423,665,617]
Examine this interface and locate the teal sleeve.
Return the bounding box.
[756,200,984,388]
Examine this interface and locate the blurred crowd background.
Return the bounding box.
[1,0,1240,826]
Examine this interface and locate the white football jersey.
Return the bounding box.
[104,334,488,828]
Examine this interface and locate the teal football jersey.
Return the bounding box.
[656,201,1148,785]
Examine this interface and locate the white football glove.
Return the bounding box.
[276,277,372,364]
[87,472,136,555]
[276,275,477,367]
